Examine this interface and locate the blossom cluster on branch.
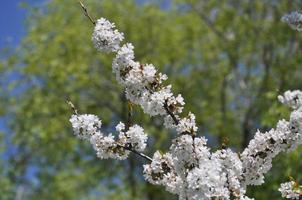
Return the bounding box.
[279,180,302,200]
[70,114,148,160]
[68,10,302,200]
[282,11,302,32]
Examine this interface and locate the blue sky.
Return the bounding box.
[0,0,171,48]
[0,0,26,131]
[0,0,40,48]
[0,0,44,130]
[0,1,38,151]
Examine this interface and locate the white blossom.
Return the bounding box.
[141,86,174,116]
[278,90,302,109]
[279,181,301,199]
[282,11,302,31]
[164,115,177,130]
[176,112,198,134]
[115,121,125,132]
[241,101,302,186]
[69,114,102,140]
[183,148,247,200]
[92,18,124,52]
[143,151,185,196]
[69,16,302,200]
[107,24,191,130]
[90,132,129,160]
[193,137,210,162]
[170,134,196,172]
[143,151,174,184]
[69,115,148,159]
[142,64,157,83]
[118,124,148,152]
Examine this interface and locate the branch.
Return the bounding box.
[125,101,134,131]
[119,144,153,162]
[79,1,96,25]
[163,100,180,125]
[66,100,78,115]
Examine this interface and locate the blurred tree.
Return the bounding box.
[1,0,302,199]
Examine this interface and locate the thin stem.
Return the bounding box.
[66,100,78,115]
[144,85,180,125]
[121,144,153,162]
[125,101,134,130]
[79,1,96,25]
[122,100,152,162]
[163,101,179,125]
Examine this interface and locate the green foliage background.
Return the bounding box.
[1,0,302,199]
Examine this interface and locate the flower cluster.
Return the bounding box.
[116,122,148,152]
[282,11,302,31]
[92,18,190,135]
[70,114,148,160]
[175,112,198,134]
[92,17,253,199]
[70,15,302,200]
[69,114,102,140]
[143,151,182,194]
[279,181,301,199]
[92,18,124,53]
[278,90,302,109]
[143,136,251,199]
[241,91,302,186]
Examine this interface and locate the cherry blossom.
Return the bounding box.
[68,15,302,199]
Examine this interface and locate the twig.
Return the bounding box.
[79,1,96,25]
[66,100,78,115]
[163,101,179,125]
[164,100,195,136]
[145,85,180,125]
[122,101,152,162]
[125,101,134,130]
[119,144,153,162]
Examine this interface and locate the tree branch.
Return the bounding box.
[66,100,78,115]
[163,100,180,125]
[119,144,153,162]
[79,1,96,25]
